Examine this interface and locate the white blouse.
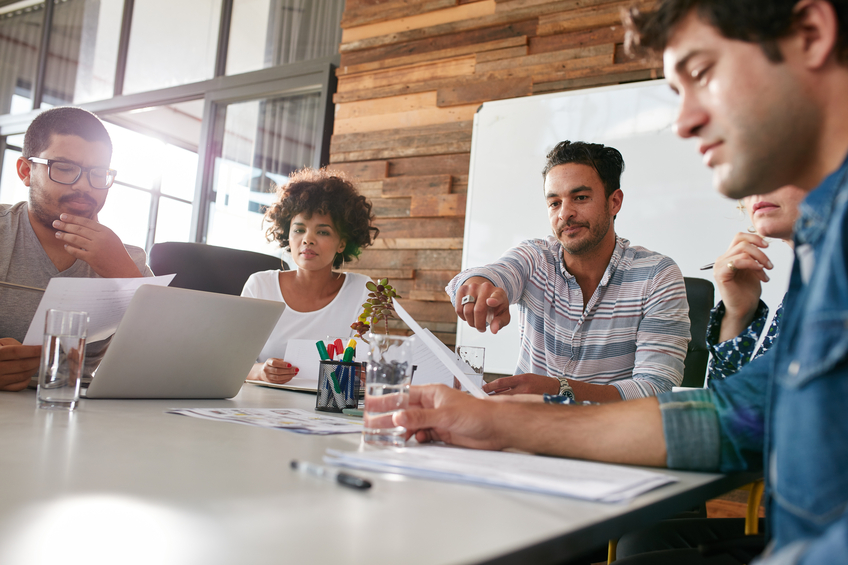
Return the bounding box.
[241,270,372,362]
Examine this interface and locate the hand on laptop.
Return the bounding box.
[0,338,41,392]
[52,214,142,278]
[247,358,299,384]
[482,373,559,396]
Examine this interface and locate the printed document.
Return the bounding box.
[23,274,175,345]
[167,408,362,434]
[325,445,676,502]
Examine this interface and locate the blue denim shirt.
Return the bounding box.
[658,152,848,565]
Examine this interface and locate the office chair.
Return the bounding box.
[681,277,715,388]
[149,242,286,296]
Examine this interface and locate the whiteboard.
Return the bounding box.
[459,80,792,375]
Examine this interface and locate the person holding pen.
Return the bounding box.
[706,185,806,384]
[241,168,378,384]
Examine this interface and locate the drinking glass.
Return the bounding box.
[454,345,485,391]
[37,309,88,410]
[363,334,415,447]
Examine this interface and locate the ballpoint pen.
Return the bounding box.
[290,460,371,490]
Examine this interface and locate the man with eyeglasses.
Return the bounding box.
[0,106,152,392]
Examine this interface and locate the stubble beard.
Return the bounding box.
[28,179,100,230]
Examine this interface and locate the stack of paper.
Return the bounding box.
[325,445,676,502]
[167,408,362,435]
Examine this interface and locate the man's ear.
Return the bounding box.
[609,189,624,217]
[787,0,839,70]
[16,157,31,186]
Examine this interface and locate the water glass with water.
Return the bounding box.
[363,334,415,447]
[37,309,88,411]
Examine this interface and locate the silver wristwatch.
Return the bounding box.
[557,377,576,400]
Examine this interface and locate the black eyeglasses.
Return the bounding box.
[27,157,117,190]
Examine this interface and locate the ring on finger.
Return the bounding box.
[728,261,737,273]
[461,295,476,306]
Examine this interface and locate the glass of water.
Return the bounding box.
[363,334,415,447]
[37,309,88,411]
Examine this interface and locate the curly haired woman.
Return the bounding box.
[241,168,378,384]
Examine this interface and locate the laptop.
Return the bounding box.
[83,284,285,399]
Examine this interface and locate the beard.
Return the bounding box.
[29,178,101,230]
[557,205,613,256]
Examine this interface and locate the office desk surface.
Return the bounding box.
[0,385,754,565]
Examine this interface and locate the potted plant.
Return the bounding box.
[350,278,400,341]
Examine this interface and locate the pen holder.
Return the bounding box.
[316,361,363,413]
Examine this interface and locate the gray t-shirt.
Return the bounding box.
[0,201,153,374]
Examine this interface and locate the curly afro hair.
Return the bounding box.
[264,168,379,268]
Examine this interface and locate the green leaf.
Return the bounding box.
[379,278,388,286]
[366,281,378,291]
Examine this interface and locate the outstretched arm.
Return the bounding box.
[395,384,667,466]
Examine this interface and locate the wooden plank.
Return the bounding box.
[329,161,388,181]
[475,45,528,63]
[342,0,496,43]
[377,217,466,238]
[335,91,436,120]
[495,0,621,12]
[351,180,383,198]
[339,0,614,53]
[353,249,461,270]
[334,103,479,135]
[437,76,531,107]
[395,299,459,323]
[452,175,469,193]
[331,121,472,158]
[411,194,467,217]
[413,269,460,291]
[532,67,660,94]
[342,0,458,29]
[340,20,537,68]
[408,290,453,302]
[389,154,471,177]
[528,25,624,54]
[337,56,477,93]
[480,53,614,81]
[383,174,453,197]
[342,268,415,279]
[331,141,472,163]
[537,0,658,36]
[371,196,411,217]
[475,43,613,72]
[338,36,527,76]
[369,237,464,249]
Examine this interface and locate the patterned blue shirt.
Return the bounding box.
[705,298,784,384]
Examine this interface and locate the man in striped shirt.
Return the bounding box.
[447,140,690,403]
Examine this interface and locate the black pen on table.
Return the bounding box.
[290,459,372,490]
[700,263,715,270]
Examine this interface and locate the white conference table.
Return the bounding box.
[0,385,755,565]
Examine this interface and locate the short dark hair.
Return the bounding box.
[23,107,112,159]
[265,168,379,268]
[542,140,625,198]
[626,0,848,63]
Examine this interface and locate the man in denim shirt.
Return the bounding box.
[394,1,848,563]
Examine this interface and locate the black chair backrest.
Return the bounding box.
[149,242,285,296]
[681,277,715,388]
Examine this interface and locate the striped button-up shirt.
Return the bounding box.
[446,236,690,399]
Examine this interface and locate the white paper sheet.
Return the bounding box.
[167,408,362,434]
[393,299,486,398]
[326,445,676,502]
[23,275,175,345]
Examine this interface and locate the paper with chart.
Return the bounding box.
[393,299,486,398]
[167,408,362,434]
[23,274,175,345]
[326,445,677,502]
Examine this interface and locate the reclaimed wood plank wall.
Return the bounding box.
[332,0,661,346]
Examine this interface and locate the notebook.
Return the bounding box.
[83,285,285,399]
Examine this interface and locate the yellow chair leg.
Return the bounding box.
[608,539,617,563]
[745,479,765,535]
